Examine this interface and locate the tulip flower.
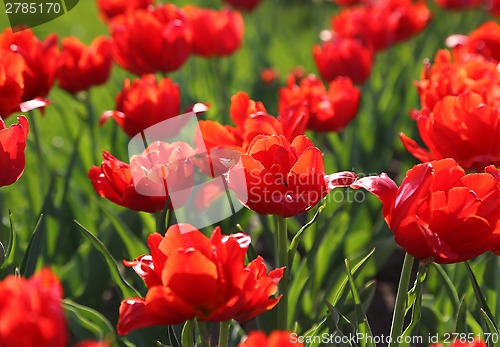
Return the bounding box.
[0,28,58,102]
[0,116,29,188]
[109,4,192,75]
[279,74,360,132]
[0,52,25,119]
[430,339,486,347]
[401,92,500,171]
[117,224,284,335]
[184,6,244,57]
[73,341,111,347]
[239,331,304,347]
[447,21,500,63]
[228,134,357,217]
[95,0,153,21]
[351,159,500,264]
[223,0,262,11]
[416,50,500,111]
[99,75,180,137]
[88,141,195,213]
[0,268,67,347]
[434,0,480,9]
[57,36,113,94]
[313,36,373,85]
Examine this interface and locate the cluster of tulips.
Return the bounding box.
[0,0,499,346]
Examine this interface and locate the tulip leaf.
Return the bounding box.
[326,300,356,345]
[181,320,194,347]
[455,296,468,333]
[19,214,45,277]
[74,220,140,299]
[0,242,4,268]
[344,258,376,347]
[464,262,499,334]
[431,263,460,312]
[63,299,115,341]
[0,210,16,269]
[156,342,169,347]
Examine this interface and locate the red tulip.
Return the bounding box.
[88,141,195,213]
[117,224,284,335]
[313,36,373,84]
[57,36,113,94]
[416,49,500,112]
[0,28,58,101]
[0,52,24,119]
[485,0,500,16]
[73,341,111,347]
[402,92,500,171]
[110,4,191,75]
[0,116,29,188]
[100,75,180,137]
[184,6,244,57]
[447,22,500,63]
[223,0,262,11]
[0,268,67,347]
[279,74,360,132]
[430,339,486,347]
[260,68,279,84]
[435,0,480,9]
[96,0,153,21]
[228,134,357,217]
[239,331,304,347]
[351,159,500,264]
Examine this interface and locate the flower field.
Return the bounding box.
[0,0,499,346]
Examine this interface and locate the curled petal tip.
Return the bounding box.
[325,171,358,191]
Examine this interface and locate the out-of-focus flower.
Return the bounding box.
[485,0,500,16]
[416,49,500,111]
[239,331,304,347]
[0,28,58,101]
[279,74,360,132]
[57,36,113,94]
[0,268,67,347]
[401,92,500,171]
[228,134,357,217]
[351,159,500,264]
[88,141,195,213]
[100,75,180,137]
[260,68,279,84]
[73,341,111,347]
[313,36,373,84]
[195,92,308,175]
[0,116,29,188]
[430,339,486,347]
[0,52,25,119]
[447,21,500,63]
[435,0,480,9]
[223,0,262,11]
[184,6,244,57]
[117,224,284,335]
[332,0,431,51]
[333,0,364,6]
[110,4,191,75]
[96,0,153,21]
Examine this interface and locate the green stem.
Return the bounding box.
[81,91,98,165]
[28,111,46,184]
[196,320,210,347]
[218,321,230,347]
[275,215,288,330]
[388,252,415,347]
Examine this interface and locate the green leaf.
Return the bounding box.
[0,210,16,269]
[63,299,115,342]
[326,301,356,346]
[19,214,45,277]
[74,220,140,299]
[345,258,376,347]
[464,262,499,334]
[181,320,194,347]
[455,296,468,333]
[431,263,460,312]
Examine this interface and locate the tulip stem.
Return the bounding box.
[28,111,46,185]
[218,321,230,347]
[275,215,288,330]
[388,252,415,347]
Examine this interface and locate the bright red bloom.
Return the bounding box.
[485,0,500,16]
[416,49,500,111]
[435,0,480,9]
[279,74,360,132]
[401,92,500,171]
[228,134,357,217]
[184,6,244,57]
[100,75,180,137]
[88,141,195,213]
[0,268,67,347]
[96,0,153,21]
[447,22,500,63]
[0,116,29,188]
[0,28,58,101]
[117,224,284,335]
[332,0,431,51]
[110,4,191,75]
[260,68,279,84]
[73,341,111,347]
[313,36,373,84]
[351,159,500,264]
[57,36,113,94]
[0,52,24,119]
[239,331,304,347]
[430,339,486,347]
[223,0,262,11]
